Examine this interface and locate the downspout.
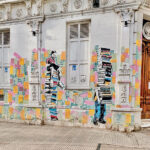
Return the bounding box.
[37,19,45,125]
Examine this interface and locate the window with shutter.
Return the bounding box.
[67,21,90,89]
[0,30,10,88]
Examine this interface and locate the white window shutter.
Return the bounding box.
[67,22,90,89]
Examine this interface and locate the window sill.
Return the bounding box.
[66,86,91,90]
[0,84,11,90]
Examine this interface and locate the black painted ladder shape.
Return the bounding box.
[96,143,101,150]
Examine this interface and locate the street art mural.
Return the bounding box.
[0,52,42,122]
[93,48,112,125]
[0,45,118,127]
[45,51,64,120]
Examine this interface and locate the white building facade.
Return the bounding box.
[0,0,149,132]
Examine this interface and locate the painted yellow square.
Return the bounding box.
[61,51,66,60]
[13,86,18,94]
[34,53,38,61]
[82,115,88,124]
[110,59,117,63]
[0,89,4,95]
[137,60,141,66]
[44,51,48,57]
[73,93,78,96]
[129,95,132,103]
[0,106,3,114]
[121,55,125,62]
[125,113,131,124]
[57,91,63,100]
[136,40,141,47]
[19,58,24,65]
[136,96,140,106]
[89,109,95,116]
[41,61,46,66]
[41,94,46,101]
[10,66,14,75]
[106,117,112,124]
[9,107,13,115]
[61,67,66,76]
[41,73,45,78]
[24,95,29,101]
[135,82,140,89]
[18,95,23,104]
[65,109,70,119]
[20,109,25,120]
[125,48,129,54]
[88,92,92,98]
[91,55,97,63]
[8,93,12,103]
[133,69,136,75]
[24,82,29,89]
[90,74,95,82]
[36,108,41,119]
[65,101,70,106]
[112,76,116,84]
[41,84,44,90]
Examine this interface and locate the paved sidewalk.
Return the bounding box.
[0,122,150,150]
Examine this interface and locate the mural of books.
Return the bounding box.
[97,48,112,104]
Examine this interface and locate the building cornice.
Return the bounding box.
[0,0,148,25]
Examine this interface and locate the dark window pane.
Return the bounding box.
[0,95,4,101]
[80,24,89,38]
[93,0,99,8]
[70,24,78,39]
[4,32,10,45]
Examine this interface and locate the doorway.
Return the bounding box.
[140,37,150,119]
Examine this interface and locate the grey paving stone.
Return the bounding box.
[0,122,149,150]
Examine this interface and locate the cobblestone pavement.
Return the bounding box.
[0,122,150,150]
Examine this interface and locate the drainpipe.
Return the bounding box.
[37,18,45,125]
[39,21,45,125]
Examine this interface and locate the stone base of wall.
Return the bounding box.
[0,118,42,125]
[110,108,142,132]
[0,118,107,129]
[44,120,106,129]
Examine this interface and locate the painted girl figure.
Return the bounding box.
[45,51,63,121]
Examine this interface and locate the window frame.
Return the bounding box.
[0,29,10,88]
[66,20,91,90]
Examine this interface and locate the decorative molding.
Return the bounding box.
[4,4,11,20]
[115,8,135,25]
[62,0,69,13]
[26,17,44,35]
[0,12,4,20]
[16,8,23,18]
[88,0,93,9]
[50,4,57,12]
[24,0,32,16]
[118,63,131,105]
[74,0,82,9]
[36,0,43,16]
[142,0,150,8]
[101,0,110,6]
[117,0,125,4]
[143,22,150,40]
[118,63,131,83]
[32,85,37,101]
